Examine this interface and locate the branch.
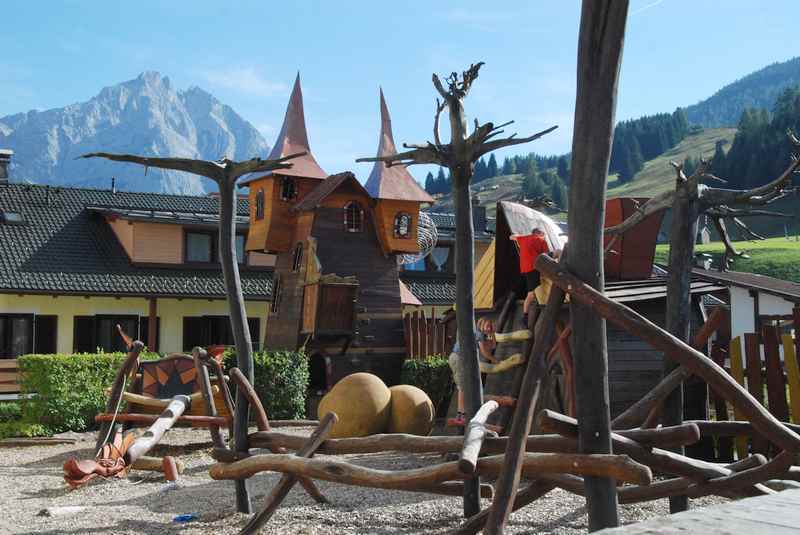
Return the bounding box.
[730,217,767,241]
[432,74,449,100]
[79,152,225,181]
[711,217,748,271]
[474,125,559,159]
[433,99,446,147]
[604,190,675,236]
[356,144,445,167]
[229,151,305,179]
[705,206,792,218]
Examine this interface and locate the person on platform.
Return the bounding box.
[449,317,498,425]
[510,228,559,325]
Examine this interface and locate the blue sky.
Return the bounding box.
[2,0,799,183]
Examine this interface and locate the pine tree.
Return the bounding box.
[435,168,448,194]
[487,154,498,178]
[502,157,514,175]
[551,180,566,210]
[424,171,435,194]
[473,157,488,182]
[557,155,569,183]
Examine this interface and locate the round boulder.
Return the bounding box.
[318,372,391,438]
[388,385,434,436]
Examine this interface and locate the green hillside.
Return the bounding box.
[606,128,737,198]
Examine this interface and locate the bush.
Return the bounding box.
[401,355,454,416]
[0,402,21,422]
[0,421,49,439]
[18,352,157,434]
[223,349,309,420]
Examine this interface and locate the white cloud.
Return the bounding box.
[203,67,289,97]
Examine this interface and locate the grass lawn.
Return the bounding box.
[655,236,800,283]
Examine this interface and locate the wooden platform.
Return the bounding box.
[596,489,800,534]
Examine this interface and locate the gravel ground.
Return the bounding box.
[0,427,727,534]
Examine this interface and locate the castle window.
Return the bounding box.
[270,274,282,315]
[280,177,298,201]
[343,201,363,233]
[255,189,264,220]
[394,212,412,238]
[291,242,304,272]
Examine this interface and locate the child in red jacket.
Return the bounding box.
[510,228,554,324]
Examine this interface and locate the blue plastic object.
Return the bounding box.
[173,513,199,523]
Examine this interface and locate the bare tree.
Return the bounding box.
[605,132,800,512]
[358,64,556,517]
[80,151,303,513]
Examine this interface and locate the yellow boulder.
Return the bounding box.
[388,385,434,436]
[318,373,391,438]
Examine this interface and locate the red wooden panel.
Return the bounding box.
[603,197,665,281]
[762,325,789,422]
[744,333,768,454]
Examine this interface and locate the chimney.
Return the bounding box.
[471,196,487,233]
[111,177,116,194]
[0,149,12,183]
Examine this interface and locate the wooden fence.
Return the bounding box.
[711,309,800,460]
[403,309,456,359]
[0,359,20,394]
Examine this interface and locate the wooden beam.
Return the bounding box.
[459,400,500,474]
[147,297,157,351]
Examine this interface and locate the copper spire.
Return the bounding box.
[364,89,434,202]
[266,73,327,179]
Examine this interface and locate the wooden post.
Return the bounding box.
[744,333,768,454]
[564,0,628,530]
[147,297,157,352]
[762,325,789,422]
[710,343,734,462]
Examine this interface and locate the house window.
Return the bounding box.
[271,274,283,315]
[183,316,260,351]
[280,177,298,201]
[0,211,25,225]
[291,243,304,272]
[236,234,246,264]
[0,314,33,358]
[73,315,144,353]
[186,231,213,263]
[394,212,412,238]
[344,201,363,233]
[255,189,265,220]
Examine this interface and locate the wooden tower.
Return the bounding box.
[244,86,431,388]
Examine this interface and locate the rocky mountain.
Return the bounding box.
[0,72,270,194]
[686,56,800,128]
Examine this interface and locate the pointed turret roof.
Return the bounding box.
[364,89,434,203]
[265,74,327,180]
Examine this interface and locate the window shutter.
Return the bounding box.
[34,315,58,354]
[73,316,96,353]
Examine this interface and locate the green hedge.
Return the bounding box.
[0,402,21,422]
[0,421,48,439]
[401,355,454,416]
[223,349,309,420]
[18,352,157,434]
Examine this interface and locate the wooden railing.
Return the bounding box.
[0,359,20,394]
[403,309,455,359]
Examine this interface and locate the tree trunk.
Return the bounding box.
[452,167,483,518]
[218,178,255,514]
[567,0,629,530]
[663,179,700,512]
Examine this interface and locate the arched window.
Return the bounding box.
[343,201,363,233]
[280,177,298,201]
[255,189,264,220]
[393,212,412,238]
[291,242,304,272]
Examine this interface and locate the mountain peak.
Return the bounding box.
[0,73,270,194]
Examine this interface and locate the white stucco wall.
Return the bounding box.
[729,286,795,343]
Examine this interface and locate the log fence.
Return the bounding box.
[403,308,456,359]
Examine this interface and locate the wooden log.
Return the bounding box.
[762,326,789,423]
[486,285,565,534]
[210,452,652,487]
[207,355,236,430]
[495,292,516,334]
[783,333,800,424]
[268,419,320,428]
[459,400,500,474]
[229,367,271,432]
[493,330,532,343]
[536,254,800,454]
[610,308,726,430]
[687,419,800,437]
[485,395,516,408]
[95,341,143,453]
[684,451,792,498]
[744,333,769,454]
[0,437,77,447]
[95,413,228,426]
[710,343,734,462]
[131,455,185,474]
[107,388,213,411]
[193,347,225,450]
[240,413,337,535]
[480,354,525,374]
[453,480,555,535]
[126,395,190,464]
[608,424,700,449]
[422,482,494,499]
[162,456,180,481]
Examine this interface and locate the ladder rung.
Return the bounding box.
[480,353,526,374]
[494,330,532,343]
[446,418,503,434]
[485,395,517,408]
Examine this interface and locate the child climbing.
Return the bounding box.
[510,228,558,325]
[449,317,498,425]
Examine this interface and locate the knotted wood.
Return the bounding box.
[459,400,500,474]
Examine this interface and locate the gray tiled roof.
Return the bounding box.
[0,183,271,299]
[424,211,494,242]
[399,273,456,305]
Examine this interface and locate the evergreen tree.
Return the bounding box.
[551,180,567,210]
[557,155,570,182]
[435,168,448,194]
[487,154,498,178]
[502,157,514,175]
[473,157,488,182]
[424,171,435,194]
